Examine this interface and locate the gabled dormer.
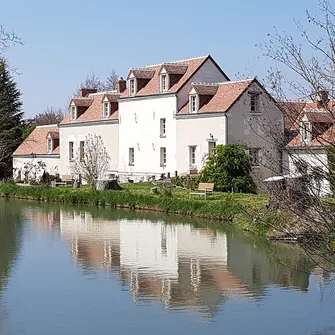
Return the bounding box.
[69,97,93,121]
[188,83,218,113]
[46,131,59,154]
[102,94,119,118]
[127,69,155,96]
[159,64,188,92]
[300,115,312,145]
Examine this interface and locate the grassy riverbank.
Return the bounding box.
[0,182,295,237]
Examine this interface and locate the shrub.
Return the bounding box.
[200,144,256,193]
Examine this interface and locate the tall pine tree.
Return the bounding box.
[0,60,23,178]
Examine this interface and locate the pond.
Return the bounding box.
[0,199,334,335]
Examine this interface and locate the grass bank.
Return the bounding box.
[0,182,295,237]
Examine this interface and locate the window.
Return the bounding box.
[160,147,166,166]
[71,106,77,120]
[250,93,260,113]
[130,79,135,96]
[160,118,166,137]
[103,102,110,118]
[249,148,260,166]
[190,95,197,113]
[300,121,311,144]
[161,74,168,92]
[189,146,196,166]
[79,141,85,162]
[47,137,53,154]
[129,148,135,166]
[69,142,74,160]
[208,141,216,155]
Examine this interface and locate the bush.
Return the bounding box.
[200,144,256,193]
[171,175,200,190]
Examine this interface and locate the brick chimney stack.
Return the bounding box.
[79,88,98,97]
[117,77,127,93]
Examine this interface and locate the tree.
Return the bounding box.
[70,134,110,186]
[0,60,23,178]
[258,0,335,272]
[0,24,21,58]
[200,144,256,193]
[104,69,118,91]
[34,107,64,125]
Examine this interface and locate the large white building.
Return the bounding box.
[13,55,284,191]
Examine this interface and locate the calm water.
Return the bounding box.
[0,200,334,335]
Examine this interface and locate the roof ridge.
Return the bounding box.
[192,82,220,86]
[88,91,118,96]
[219,78,255,85]
[36,124,59,129]
[145,55,208,68]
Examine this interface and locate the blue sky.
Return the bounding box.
[2,0,320,118]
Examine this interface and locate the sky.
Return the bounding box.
[1,0,322,118]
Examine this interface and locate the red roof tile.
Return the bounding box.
[128,69,155,79]
[161,64,188,75]
[71,98,93,107]
[304,111,334,123]
[191,83,219,96]
[47,131,59,140]
[279,101,306,131]
[13,125,59,156]
[121,56,222,98]
[178,79,254,114]
[61,92,119,124]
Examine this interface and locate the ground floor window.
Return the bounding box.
[208,141,216,155]
[249,148,260,166]
[69,142,74,160]
[189,146,196,167]
[129,148,135,166]
[160,147,166,166]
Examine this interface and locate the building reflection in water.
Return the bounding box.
[25,207,316,316]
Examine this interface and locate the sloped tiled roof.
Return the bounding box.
[178,79,254,114]
[304,111,334,123]
[129,69,155,79]
[47,131,59,140]
[61,92,119,124]
[13,125,59,156]
[161,64,188,75]
[279,101,306,131]
[71,98,93,107]
[191,83,219,96]
[121,55,227,98]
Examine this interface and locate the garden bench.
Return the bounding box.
[52,175,73,187]
[189,183,214,200]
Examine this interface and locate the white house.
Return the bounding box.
[12,124,60,182]
[14,54,284,192]
[282,98,335,196]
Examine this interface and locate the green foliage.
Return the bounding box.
[21,124,36,141]
[171,175,200,190]
[200,144,256,193]
[0,60,23,178]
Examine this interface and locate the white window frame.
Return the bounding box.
[250,93,260,114]
[69,141,74,161]
[190,95,198,113]
[160,147,166,167]
[129,79,136,96]
[249,148,260,167]
[103,101,110,118]
[300,121,311,144]
[160,118,166,137]
[129,148,135,166]
[189,146,196,167]
[47,136,53,154]
[79,141,85,162]
[160,74,169,92]
[71,105,77,120]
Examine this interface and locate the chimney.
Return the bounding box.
[79,88,98,97]
[316,90,329,109]
[117,77,127,93]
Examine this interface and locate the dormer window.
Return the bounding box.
[71,105,77,121]
[160,74,169,92]
[130,79,136,96]
[190,95,198,113]
[47,137,53,154]
[300,121,311,144]
[103,101,110,118]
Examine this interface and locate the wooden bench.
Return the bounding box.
[190,183,214,200]
[52,175,73,187]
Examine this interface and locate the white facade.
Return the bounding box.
[13,156,60,182]
[284,148,332,196]
[59,121,119,177]
[118,95,177,181]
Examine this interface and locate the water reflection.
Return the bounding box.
[22,205,318,316]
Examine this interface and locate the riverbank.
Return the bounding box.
[0,182,297,238]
